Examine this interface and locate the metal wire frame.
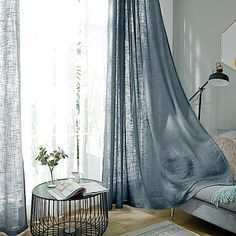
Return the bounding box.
[30,192,108,236]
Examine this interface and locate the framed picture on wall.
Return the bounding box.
[221,18,236,71]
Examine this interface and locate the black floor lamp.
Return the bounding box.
[189,62,229,120]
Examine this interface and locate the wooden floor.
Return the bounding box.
[1,205,234,235]
[103,205,234,236]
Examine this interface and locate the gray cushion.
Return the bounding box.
[218,129,236,138]
[195,185,236,213]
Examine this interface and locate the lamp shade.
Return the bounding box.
[208,63,229,86]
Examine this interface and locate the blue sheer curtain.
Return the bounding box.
[0,0,27,234]
[103,0,234,209]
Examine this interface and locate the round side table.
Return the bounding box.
[30,179,108,236]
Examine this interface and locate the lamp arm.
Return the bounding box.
[189,80,208,101]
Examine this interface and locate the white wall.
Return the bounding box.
[173,0,236,135]
[160,0,173,50]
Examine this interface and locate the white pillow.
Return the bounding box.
[214,136,236,180]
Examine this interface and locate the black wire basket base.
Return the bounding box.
[30,180,109,236]
[31,220,108,236]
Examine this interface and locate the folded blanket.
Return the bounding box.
[211,186,236,207]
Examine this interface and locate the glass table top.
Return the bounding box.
[32,178,101,200]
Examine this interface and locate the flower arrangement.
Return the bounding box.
[36,146,68,187]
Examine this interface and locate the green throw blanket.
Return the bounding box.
[211,186,236,207]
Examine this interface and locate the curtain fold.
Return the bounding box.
[103,0,234,209]
[0,0,28,234]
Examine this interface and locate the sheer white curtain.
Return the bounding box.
[20,0,108,215]
[21,0,79,214]
[79,0,108,181]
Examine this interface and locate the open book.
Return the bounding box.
[48,178,108,200]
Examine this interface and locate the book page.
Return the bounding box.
[79,182,108,196]
[48,179,84,200]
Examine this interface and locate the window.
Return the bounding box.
[20,0,108,214]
